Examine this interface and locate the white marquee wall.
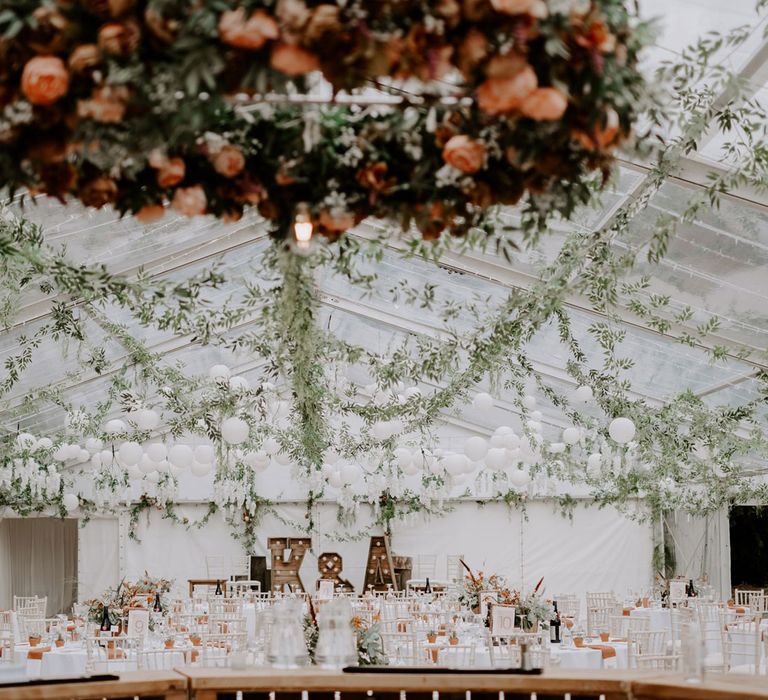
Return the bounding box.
[76,500,654,605]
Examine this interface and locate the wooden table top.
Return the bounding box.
[0,670,187,700]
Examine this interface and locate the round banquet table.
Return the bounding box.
[629,607,670,632]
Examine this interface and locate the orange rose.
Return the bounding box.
[491,0,547,16]
[98,20,141,56]
[69,44,101,73]
[442,135,485,173]
[520,87,568,121]
[171,185,207,217]
[219,8,279,50]
[77,86,129,123]
[319,209,355,233]
[20,56,69,106]
[485,52,527,79]
[270,43,319,75]
[157,157,186,188]
[212,144,245,178]
[134,204,165,224]
[476,66,537,114]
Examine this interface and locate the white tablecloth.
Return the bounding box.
[630,607,670,632]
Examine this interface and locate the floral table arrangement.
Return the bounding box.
[84,573,172,630]
[458,559,519,613]
[515,577,554,631]
[0,0,651,241]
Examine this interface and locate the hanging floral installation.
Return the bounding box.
[0,0,651,238]
[0,5,767,557]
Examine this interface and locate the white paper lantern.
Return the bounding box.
[464,436,488,462]
[190,460,212,477]
[139,454,156,474]
[99,449,113,465]
[522,395,537,410]
[443,453,466,476]
[145,443,166,463]
[472,392,494,411]
[509,468,531,488]
[587,453,603,472]
[77,449,91,463]
[526,420,543,434]
[90,453,103,469]
[574,385,594,403]
[144,470,160,483]
[371,421,392,440]
[341,463,362,484]
[328,470,344,489]
[485,448,508,471]
[194,445,215,464]
[244,451,270,472]
[503,433,520,450]
[324,450,340,466]
[549,442,566,454]
[209,364,231,381]
[118,441,143,466]
[609,417,636,444]
[64,444,82,461]
[394,448,412,469]
[126,465,143,480]
[105,419,126,435]
[562,427,580,445]
[490,426,513,448]
[61,493,79,512]
[36,437,53,451]
[274,451,292,466]
[262,437,280,455]
[402,460,420,476]
[85,438,103,452]
[221,417,249,445]
[530,410,543,421]
[228,375,250,391]
[16,432,36,449]
[156,459,170,473]
[168,444,193,468]
[135,408,160,431]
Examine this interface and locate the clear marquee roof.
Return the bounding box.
[1,0,767,459]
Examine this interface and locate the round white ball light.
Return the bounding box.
[16,432,36,449]
[139,454,156,474]
[328,470,344,489]
[562,427,580,445]
[464,436,488,462]
[135,409,160,431]
[36,437,53,451]
[190,460,212,477]
[64,444,81,461]
[62,493,79,512]
[394,448,412,469]
[104,419,126,435]
[262,437,280,455]
[509,468,531,488]
[85,438,103,453]
[228,375,250,391]
[168,444,194,469]
[244,451,270,472]
[274,451,291,466]
[194,445,215,464]
[549,442,566,454]
[609,417,636,444]
[587,453,603,472]
[522,395,537,410]
[485,448,508,471]
[574,385,594,403]
[118,441,143,466]
[341,463,362,484]
[145,443,167,462]
[209,364,231,381]
[472,392,494,411]
[443,453,467,476]
[221,417,249,445]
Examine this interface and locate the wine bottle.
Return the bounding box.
[153,590,162,613]
[425,577,432,594]
[550,601,561,644]
[688,579,696,597]
[99,605,111,632]
[214,579,223,596]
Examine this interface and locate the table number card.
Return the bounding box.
[127,608,150,639]
[318,579,334,599]
[669,579,687,603]
[491,604,517,636]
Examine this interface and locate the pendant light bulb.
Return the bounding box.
[294,203,313,248]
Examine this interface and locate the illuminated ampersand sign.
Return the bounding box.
[268,537,310,592]
[317,552,354,593]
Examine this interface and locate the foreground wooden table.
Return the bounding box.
[0,670,187,700]
[177,667,768,700]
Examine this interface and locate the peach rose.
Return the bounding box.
[270,43,319,75]
[476,65,537,114]
[219,8,279,50]
[212,144,245,178]
[520,87,568,121]
[172,185,207,217]
[319,209,355,232]
[442,135,485,174]
[157,157,186,188]
[77,85,129,123]
[98,20,141,56]
[491,0,547,16]
[21,56,69,106]
[135,204,165,223]
[485,52,527,79]
[69,44,101,73]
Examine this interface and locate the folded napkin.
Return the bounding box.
[27,646,52,660]
[622,607,632,617]
[610,638,627,643]
[587,644,616,659]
